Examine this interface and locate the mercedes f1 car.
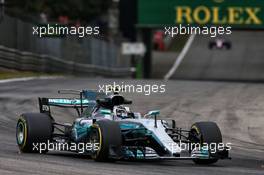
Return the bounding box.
[16,90,230,164]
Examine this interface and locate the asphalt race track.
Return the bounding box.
[0,78,263,175]
[173,31,264,81]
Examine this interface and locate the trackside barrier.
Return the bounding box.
[0,45,132,77]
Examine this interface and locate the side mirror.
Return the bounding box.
[145,110,160,128]
[100,109,111,115]
[147,110,160,116]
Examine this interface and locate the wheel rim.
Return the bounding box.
[189,127,202,152]
[17,122,25,145]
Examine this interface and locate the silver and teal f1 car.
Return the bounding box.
[16,90,230,164]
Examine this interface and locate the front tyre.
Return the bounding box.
[16,113,53,153]
[90,120,122,162]
[189,122,222,165]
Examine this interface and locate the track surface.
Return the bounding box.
[173,31,264,81]
[0,78,263,175]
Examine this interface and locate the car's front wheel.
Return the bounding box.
[189,121,222,165]
[90,120,122,161]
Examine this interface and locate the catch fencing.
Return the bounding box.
[0,15,131,77]
[0,45,132,77]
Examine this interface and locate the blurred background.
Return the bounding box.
[0,0,264,81]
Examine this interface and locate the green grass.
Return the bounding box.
[0,71,59,80]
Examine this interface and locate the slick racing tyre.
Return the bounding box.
[16,113,53,153]
[189,122,222,165]
[90,120,122,162]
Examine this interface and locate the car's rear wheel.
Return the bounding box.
[189,121,222,164]
[225,43,232,50]
[90,120,122,161]
[208,42,215,49]
[16,113,53,153]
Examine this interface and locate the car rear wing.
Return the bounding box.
[38,97,96,114]
[38,89,107,115]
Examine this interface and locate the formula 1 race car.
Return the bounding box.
[16,90,230,164]
[209,38,232,50]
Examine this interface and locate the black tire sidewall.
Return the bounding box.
[190,122,222,164]
[16,113,53,153]
[91,120,122,161]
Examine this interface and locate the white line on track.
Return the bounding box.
[164,34,196,80]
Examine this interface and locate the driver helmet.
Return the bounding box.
[114,106,129,119]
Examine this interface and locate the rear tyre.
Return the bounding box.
[16,113,53,153]
[90,120,122,162]
[225,43,232,50]
[208,42,215,49]
[189,122,222,165]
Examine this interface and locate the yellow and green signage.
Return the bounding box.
[138,0,264,28]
